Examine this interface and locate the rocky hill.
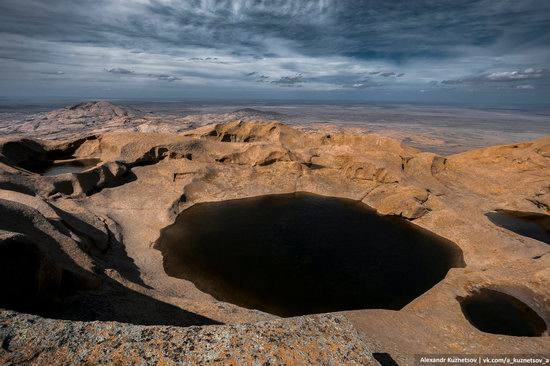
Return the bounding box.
[224,108,284,121]
[10,101,147,138]
[55,101,142,118]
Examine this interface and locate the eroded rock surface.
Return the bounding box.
[0,103,549,365]
[0,311,375,366]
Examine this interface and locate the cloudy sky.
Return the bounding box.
[1,0,549,104]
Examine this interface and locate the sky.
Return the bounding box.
[1,0,550,104]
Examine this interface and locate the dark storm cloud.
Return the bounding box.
[103,67,181,82]
[1,0,549,63]
[105,68,135,74]
[271,74,305,86]
[0,0,549,102]
[256,75,270,83]
[333,1,550,62]
[365,71,403,78]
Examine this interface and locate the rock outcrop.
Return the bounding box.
[0,105,549,365]
[1,311,375,366]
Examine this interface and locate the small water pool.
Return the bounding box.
[38,158,101,177]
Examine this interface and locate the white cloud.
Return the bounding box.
[485,68,547,81]
[442,68,549,85]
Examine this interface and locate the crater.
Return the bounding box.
[459,288,547,337]
[156,193,464,317]
[35,158,102,176]
[486,210,550,245]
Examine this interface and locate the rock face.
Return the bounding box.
[1,311,375,366]
[0,104,549,365]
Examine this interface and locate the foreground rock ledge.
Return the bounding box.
[0,120,549,365]
[0,311,375,365]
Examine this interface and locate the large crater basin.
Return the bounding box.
[156,193,465,317]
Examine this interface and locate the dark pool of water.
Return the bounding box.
[459,289,547,337]
[39,159,101,177]
[486,210,550,245]
[156,193,464,317]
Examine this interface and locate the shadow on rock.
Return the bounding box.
[0,199,220,327]
[56,278,222,326]
[47,203,151,289]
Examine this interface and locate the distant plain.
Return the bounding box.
[1,101,549,154]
